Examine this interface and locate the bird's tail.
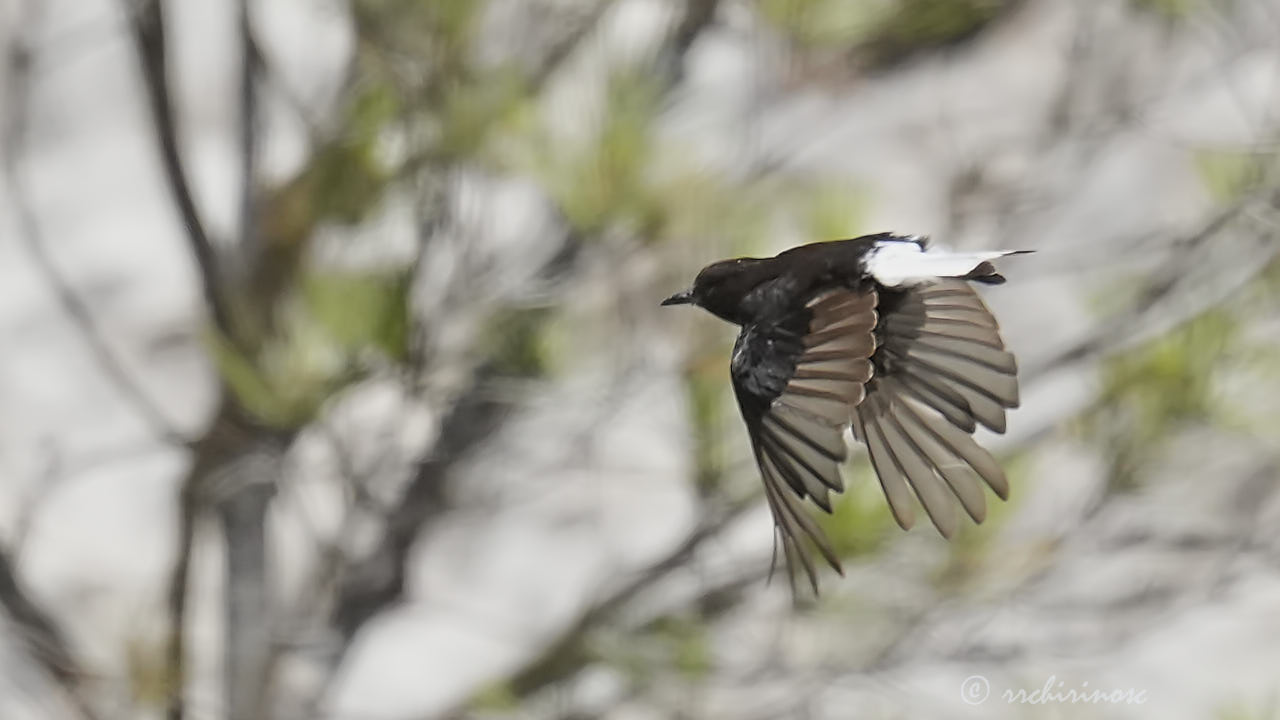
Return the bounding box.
[960,256,1026,285]
[866,238,1032,287]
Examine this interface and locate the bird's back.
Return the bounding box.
[717,236,889,325]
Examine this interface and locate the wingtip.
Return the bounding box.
[934,518,957,540]
[890,506,916,532]
[966,495,988,524]
[919,499,959,539]
[812,491,834,514]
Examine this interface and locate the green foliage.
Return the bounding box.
[208,272,411,428]
[259,123,389,258]
[349,79,402,146]
[1080,252,1280,487]
[481,306,556,378]
[1216,695,1280,720]
[520,67,776,248]
[1260,254,1280,297]
[1082,308,1239,489]
[205,314,351,429]
[934,450,1024,591]
[598,72,659,194]
[650,615,713,680]
[601,614,713,688]
[469,680,520,712]
[759,0,1012,63]
[1196,149,1269,204]
[684,350,733,496]
[816,461,895,558]
[308,142,390,227]
[353,0,483,65]
[801,180,867,240]
[1225,261,1280,433]
[419,0,484,50]
[861,0,1012,67]
[351,0,528,169]
[539,71,662,236]
[125,634,172,708]
[1131,0,1200,22]
[1084,275,1149,321]
[759,0,886,50]
[302,270,411,361]
[436,69,530,162]
[644,168,770,249]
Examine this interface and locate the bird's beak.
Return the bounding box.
[661,289,694,307]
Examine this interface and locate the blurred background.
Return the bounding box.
[2,0,1280,718]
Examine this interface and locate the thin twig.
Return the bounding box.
[238,0,261,267]
[165,466,198,720]
[0,545,103,720]
[2,8,188,445]
[1022,186,1280,382]
[527,0,617,90]
[218,455,280,720]
[500,499,756,699]
[415,498,759,720]
[218,3,281,719]
[123,0,234,335]
[118,4,237,719]
[309,8,739,712]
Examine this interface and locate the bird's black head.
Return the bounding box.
[662,257,772,323]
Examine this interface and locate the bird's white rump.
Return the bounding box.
[865,237,1023,287]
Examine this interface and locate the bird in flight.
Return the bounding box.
[662,233,1030,595]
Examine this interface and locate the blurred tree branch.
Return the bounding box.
[214,444,282,720]
[306,2,730,713]
[528,0,618,89]
[122,2,291,719]
[495,499,754,702]
[658,0,719,85]
[3,7,189,717]
[237,0,263,265]
[214,2,278,719]
[329,365,503,645]
[1023,184,1280,383]
[124,0,234,336]
[121,3,217,717]
[0,545,101,720]
[2,1,188,446]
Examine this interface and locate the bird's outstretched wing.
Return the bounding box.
[851,279,1017,539]
[730,289,877,595]
[731,279,1018,596]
